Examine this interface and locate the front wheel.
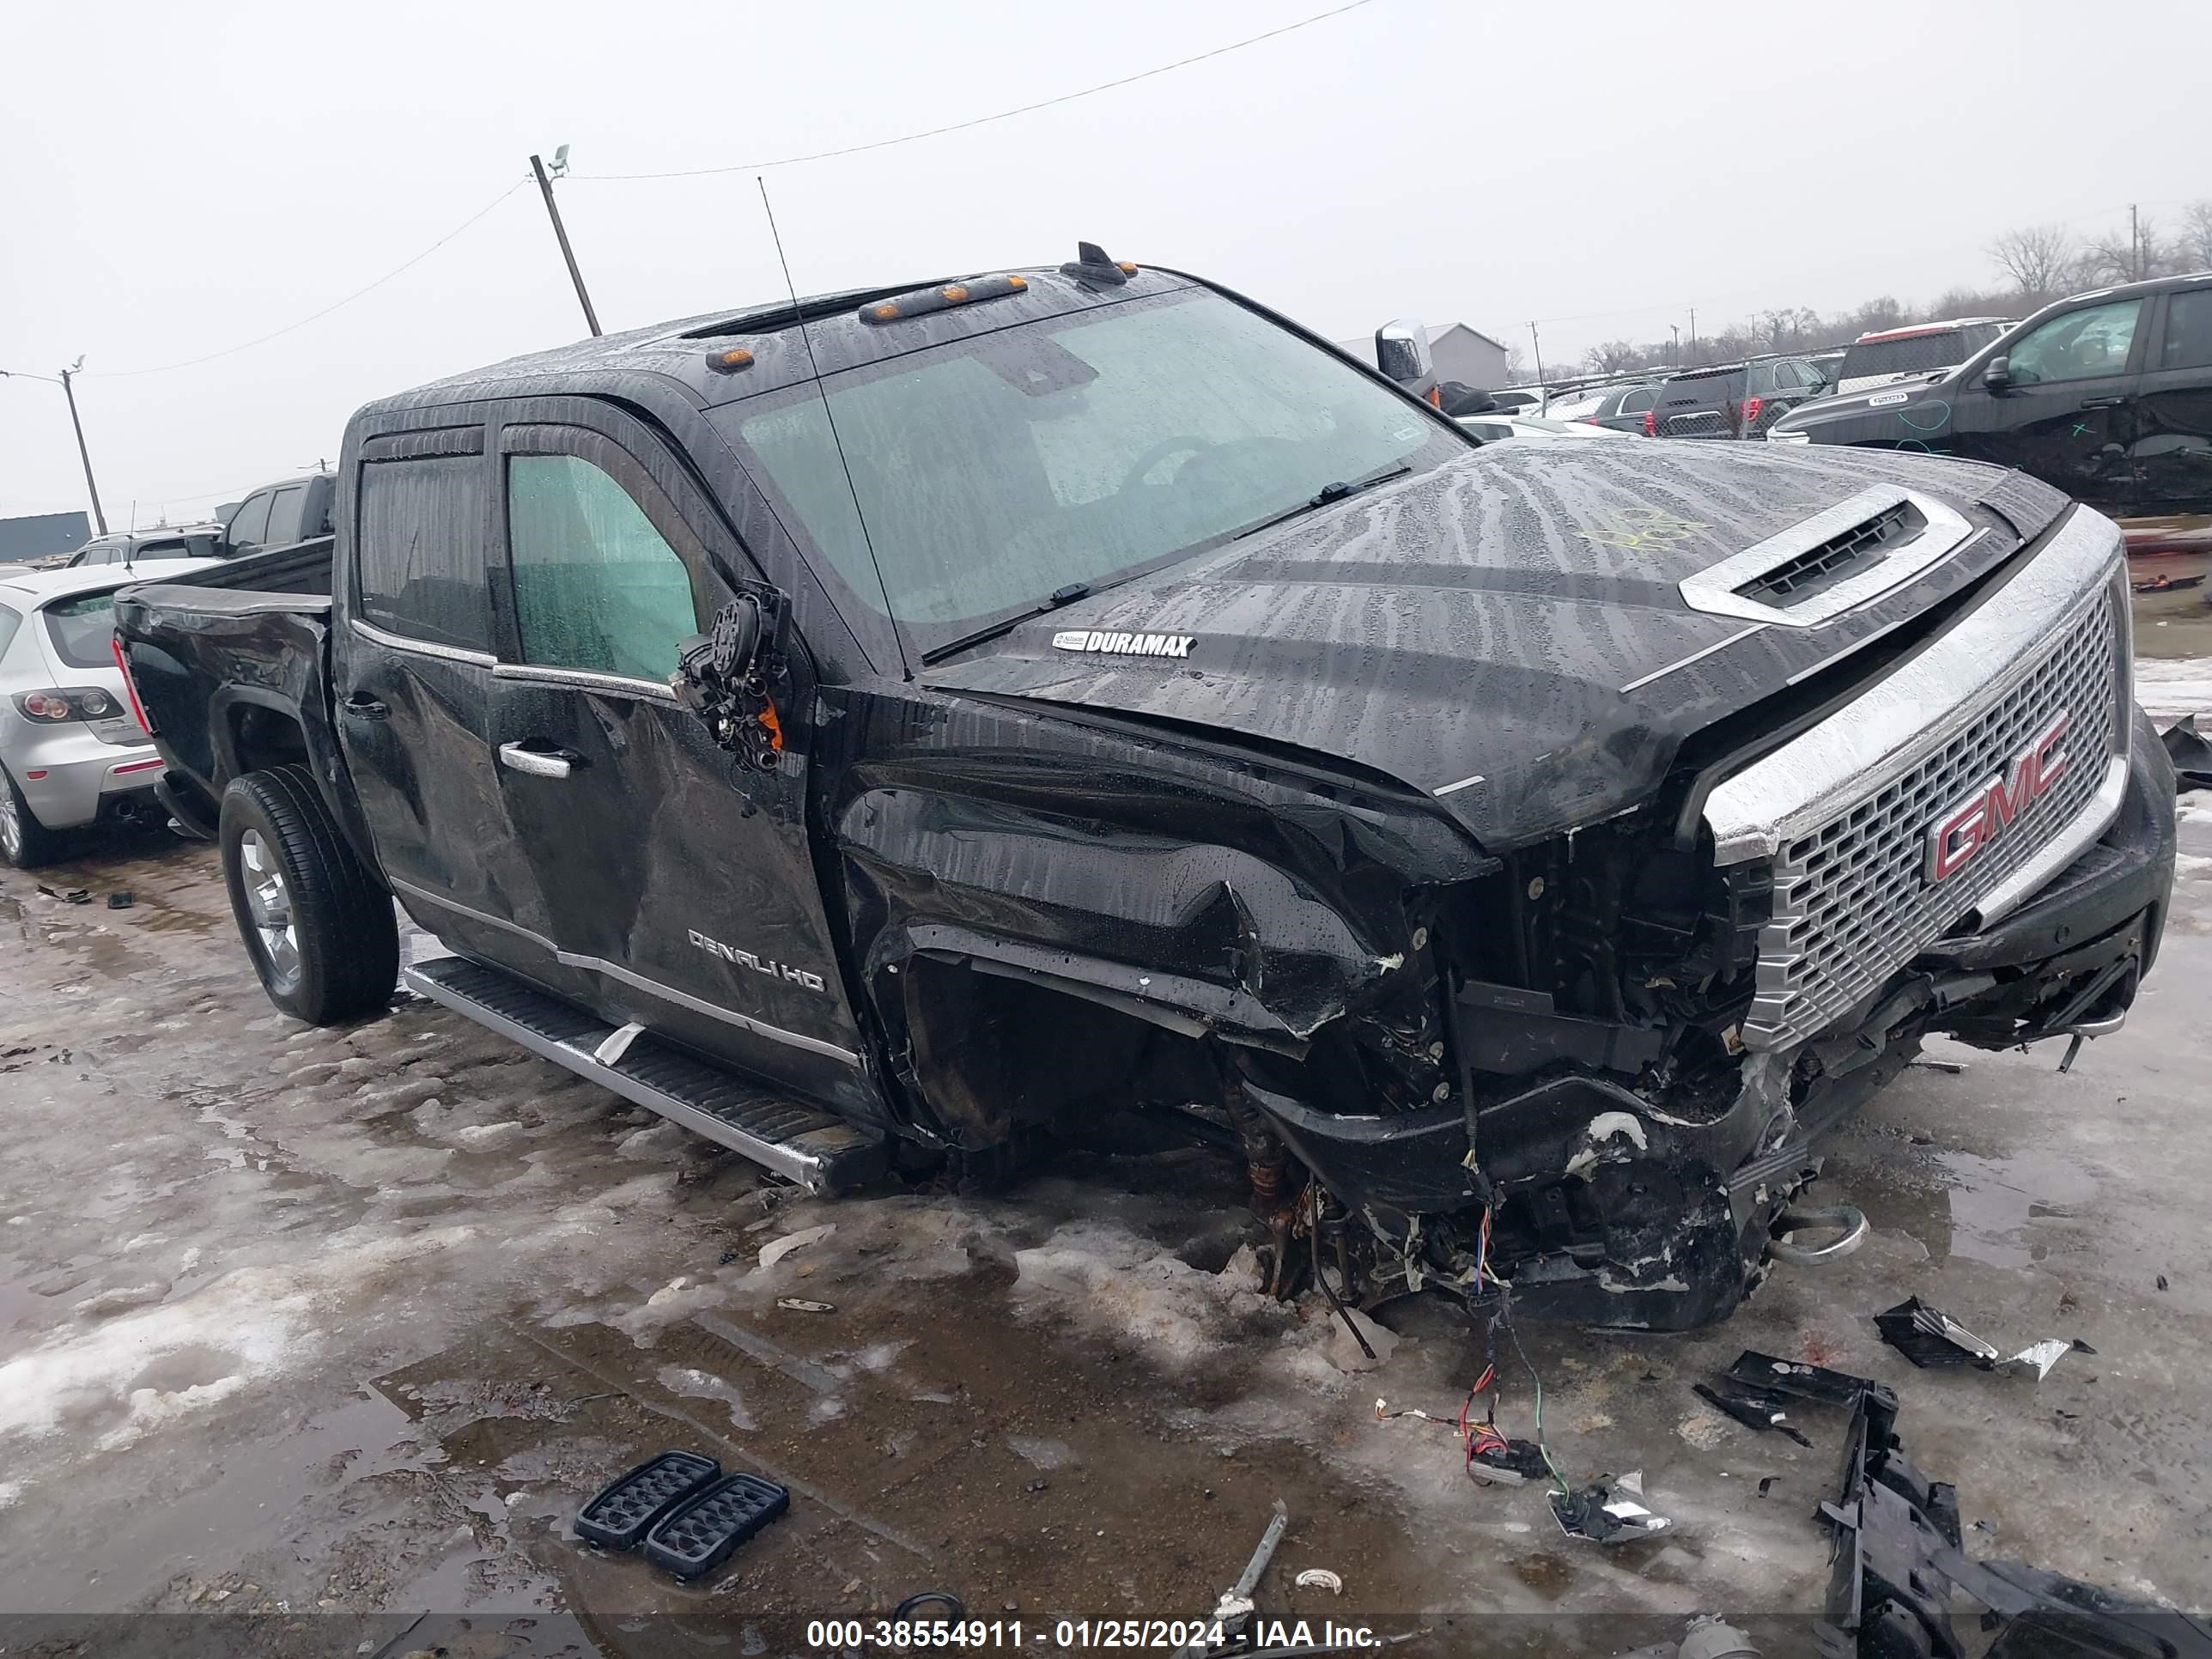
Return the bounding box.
[218,765,398,1024]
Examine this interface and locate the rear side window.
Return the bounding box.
[0,604,21,661]
[507,454,699,681]
[227,493,272,550]
[1620,385,1658,413]
[356,456,491,652]
[40,590,120,670]
[265,484,308,546]
[2160,289,2212,371]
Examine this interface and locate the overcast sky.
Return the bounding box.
[3,0,2203,526]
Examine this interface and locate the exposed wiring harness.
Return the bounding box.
[1374,1206,1572,1496]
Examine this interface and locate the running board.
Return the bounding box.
[404,955,885,1194]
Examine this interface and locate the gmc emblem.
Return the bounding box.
[1925,712,2070,883]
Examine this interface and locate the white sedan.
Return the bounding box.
[1457,415,1621,442]
[0,559,219,866]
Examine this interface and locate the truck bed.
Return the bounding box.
[112,534,341,840]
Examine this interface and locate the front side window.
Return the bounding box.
[725,289,1462,655]
[356,455,491,652]
[507,453,699,681]
[2006,301,2142,385]
[41,590,121,669]
[227,493,272,550]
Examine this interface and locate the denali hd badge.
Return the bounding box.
[1925,712,2070,882]
[1052,629,1196,659]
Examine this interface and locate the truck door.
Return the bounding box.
[335,427,562,980]
[1949,296,2145,514]
[480,410,874,1111]
[2135,285,2212,517]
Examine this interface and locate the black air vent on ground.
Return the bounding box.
[1735,501,1922,607]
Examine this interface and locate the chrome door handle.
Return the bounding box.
[498,742,574,779]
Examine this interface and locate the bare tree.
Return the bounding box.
[1503,344,1528,383]
[2178,199,2212,273]
[2079,215,2168,284]
[1582,338,1644,375]
[1989,224,2077,295]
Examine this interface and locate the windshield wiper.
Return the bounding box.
[1231,464,1413,542]
[921,580,1092,665]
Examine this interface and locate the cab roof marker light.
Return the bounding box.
[856,274,1031,325]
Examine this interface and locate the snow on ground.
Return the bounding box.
[2134,654,2212,723]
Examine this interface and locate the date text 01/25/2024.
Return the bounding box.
[803,1620,1389,1650]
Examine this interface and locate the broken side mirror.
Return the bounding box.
[1375,319,1435,391]
[184,533,218,560]
[676,587,789,771]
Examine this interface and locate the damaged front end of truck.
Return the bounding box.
[831,459,2173,1334]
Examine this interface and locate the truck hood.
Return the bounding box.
[924,441,2060,849]
[1771,377,1959,440]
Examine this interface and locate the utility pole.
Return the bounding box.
[1669,324,1680,363]
[1528,320,1545,387]
[57,364,108,534]
[531,148,602,337]
[2130,203,2142,281]
[1688,307,1697,362]
[2,361,107,534]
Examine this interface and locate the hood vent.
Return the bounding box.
[1677,485,1978,629]
[1734,500,1919,607]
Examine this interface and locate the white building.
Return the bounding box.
[1332,322,1512,391]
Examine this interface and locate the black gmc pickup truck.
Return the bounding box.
[114,247,2177,1330]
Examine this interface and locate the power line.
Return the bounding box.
[88,179,530,378]
[577,0,1379,182]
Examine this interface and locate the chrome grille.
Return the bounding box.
[1746,580,2121,1048]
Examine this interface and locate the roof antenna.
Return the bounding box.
[755,175,909,680]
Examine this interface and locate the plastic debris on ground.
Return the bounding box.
[574,1450,720,1549]
[1292,1568,1343,1595]
[1728,1351,1898,1412]
[1549,1472,1671,1544]
[1817,1379,2212,1657]
[1873,1297,2071,1377]
[1693,1378,1813,1447]
[775,1297,836,1313]
[2163,714,2212,793]
[757,1222,836,1269]
[641,1471,790,1580]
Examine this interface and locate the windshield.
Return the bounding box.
[42,589,119,670]
[723,289,1464,656]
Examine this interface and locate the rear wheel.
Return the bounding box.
[218,765,398,1024]
[0,763,69,869]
